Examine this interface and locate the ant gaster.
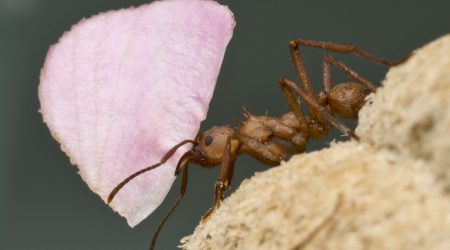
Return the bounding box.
[107,39,410,250]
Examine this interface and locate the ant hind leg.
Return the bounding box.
[279,78,359,140]
[324,55,377,92]
[290,39,410,66]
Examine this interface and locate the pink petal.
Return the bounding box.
[39,0,234,227]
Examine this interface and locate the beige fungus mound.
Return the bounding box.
[357,34,450,183]
[181,34,450,250]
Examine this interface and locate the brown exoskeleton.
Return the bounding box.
[108,39,410,250]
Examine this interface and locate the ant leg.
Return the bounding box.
[322,55,332,94]
[241,110,307,153]
[279,78,359,140]
[279,77,330,139]
[202,136,237,220]
[319,55,376,119]
[237,132,286,166]
[264,117,309,153]
[288,39,410,127]
[149,162,190,250]
[288,40,321,121]
[278,78,309,137]
[290,39,410,66]
[317,56,333,119]
[288,43,334,123]
[289,40,315,96]
[312,58,336,130]
[324,55,376,91]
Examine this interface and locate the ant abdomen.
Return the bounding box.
[328,82,371,119]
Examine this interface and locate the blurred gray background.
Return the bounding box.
[1,0,449,249]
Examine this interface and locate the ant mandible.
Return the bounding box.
[107,39,409,250]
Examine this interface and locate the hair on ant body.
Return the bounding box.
[108,39,410,250]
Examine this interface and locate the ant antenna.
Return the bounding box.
[107,139,196,204]
[149,150,198,250]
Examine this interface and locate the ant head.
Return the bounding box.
[192,126,235,166]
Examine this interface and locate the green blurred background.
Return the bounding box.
[1,0,449,249]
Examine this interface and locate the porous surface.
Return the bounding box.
[181,142,450,250]
[181,34,450,249]
[357,34,450,183]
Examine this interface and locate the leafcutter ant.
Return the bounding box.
[108,39,409,250]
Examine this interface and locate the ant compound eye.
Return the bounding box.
[204,135,213,146]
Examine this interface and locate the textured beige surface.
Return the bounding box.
[181,142,450,250]
[181,34,450,250]
[357,34,450,182]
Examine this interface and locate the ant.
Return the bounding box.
[107,39,409,250]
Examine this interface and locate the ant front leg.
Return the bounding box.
[202,136,237,220]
